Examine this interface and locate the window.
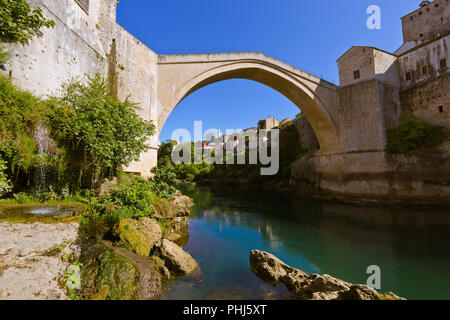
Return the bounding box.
[440,58,447,69]
[421,64,429,76]
[438,106,443,113]
[353,70,360,79]
[405,71,412,81]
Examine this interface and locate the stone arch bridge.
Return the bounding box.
[156,52,340,155]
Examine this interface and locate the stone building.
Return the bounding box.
[257,116,280,132]
[337,0,449,132]
[294,0,450,201]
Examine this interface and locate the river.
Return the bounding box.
[161,184,450,300]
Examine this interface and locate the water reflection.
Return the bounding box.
[163,185,450,300]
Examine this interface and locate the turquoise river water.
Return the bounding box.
[161,185,450,300]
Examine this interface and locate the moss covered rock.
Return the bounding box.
[80,241,137,300]
[114,218,162,256]
[95,247,137,300]
[151,191,194,219]
[79,241,162,300]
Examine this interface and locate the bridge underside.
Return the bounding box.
[156,53,341,155]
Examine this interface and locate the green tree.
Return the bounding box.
[49,74,156,187]
[0,0,55,44]
[150,166,177,198]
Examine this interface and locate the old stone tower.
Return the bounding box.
[2,0,449,201]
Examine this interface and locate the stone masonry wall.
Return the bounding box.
[2,0,107,97]
[401,0,450,43]
[400,73,450,128]
[397,35,449,90]
[338,80,389,153]
[1,0,159,177]
[338,47,375,87]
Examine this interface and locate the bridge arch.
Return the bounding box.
[157,53,340,155]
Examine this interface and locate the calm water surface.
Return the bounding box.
[162,185,450,300]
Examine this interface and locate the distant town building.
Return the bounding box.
[257,116,280,132]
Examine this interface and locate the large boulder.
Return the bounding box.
[249,249,307,285]
[152,191,194,220]
[114,218,162,256]
[250,250,404,300]
[159,239,198,275]
[79,241,162,300]
[152,191,194,246]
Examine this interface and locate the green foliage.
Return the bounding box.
[0,0,55,44]
[0,155,12,197]
[109,179,156,220]
[0,75,49,182]
[0,46,9,70]
[80,179,157,235]
[0,73,157,196]
[150,166,177,198]
[387,115,443,154]
[12,192,33,204]
[48,74,156,187]
[157,140,214,183]
[156,121,309,184]
[65,260,83,300]
[45,239,72,256]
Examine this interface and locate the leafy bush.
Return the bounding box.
[150,166,177,198]
[0,156,12,197]
[12,192,33,204]
[109,179,155,219]
[387,115,443,154]
[81,179,156,231]
[0,75,48,179]
[48,74,156,187]
[0,0,55,44]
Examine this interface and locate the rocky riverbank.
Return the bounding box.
[74,190,198,300]
[0,190,197,300]
[250,250,404,300]
[0,221,78,300]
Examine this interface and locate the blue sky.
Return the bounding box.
[116,0,420,142]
